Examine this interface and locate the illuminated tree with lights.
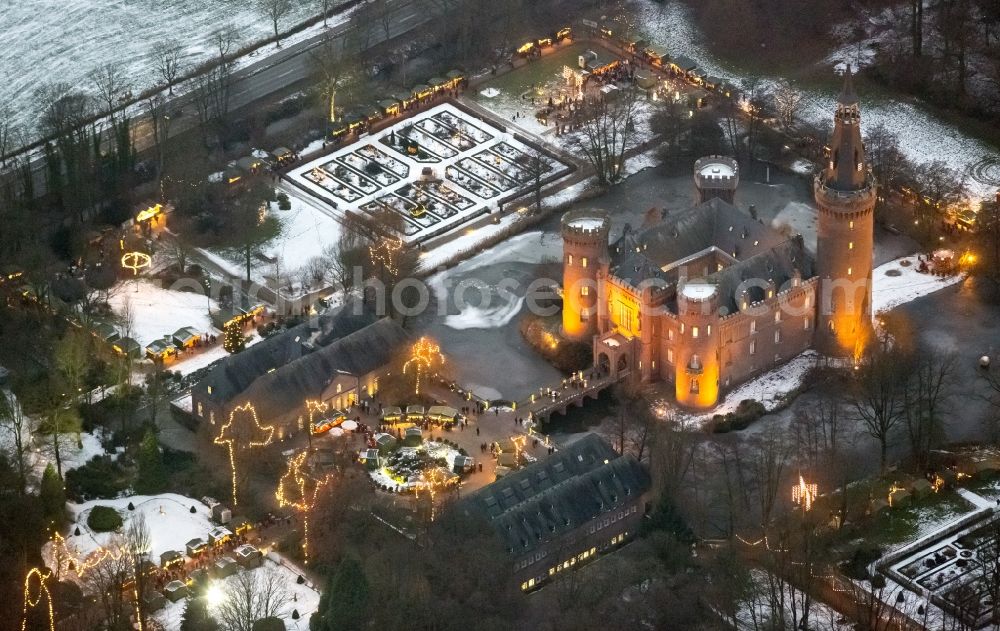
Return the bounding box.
[305,399,329,449]
[214,403,275,506]
[403,337,444,395]
[223,318,246,354]
[276,451,331,562]
[21,568,55,631]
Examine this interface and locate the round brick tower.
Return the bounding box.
[561,209,610,341]
[675,282,720,409]
[694,155,740,204]
[814,67,877,359]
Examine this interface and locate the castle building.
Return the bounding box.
[561,71,875,409]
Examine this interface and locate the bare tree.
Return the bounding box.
[35,82,93,139]
[310,32,356,127]
[515,150,550,213]
[89,61,131,123]
[571,88,642,185]
[902,352,956,471]
[152,41,184,95]
[852,343,908,474]
[216,568,290,631]
[125,513,152,628]
[256,0,293,43]
[318,0,333,26]
[0,389,32,494]
[865,123,909,196]
[85,535,131,630]
[772,80,802,131]
[0,106,25,167]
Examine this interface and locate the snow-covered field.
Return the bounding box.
[871,256,965,314]
[287,103,571,244]
[201,185,344,296]
[1,0,353,137]
[108,279,218,347]
[634,1,1000,200]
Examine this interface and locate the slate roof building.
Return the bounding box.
[190,301,409,433]
[459,434,650,592]
[561,73,875,409]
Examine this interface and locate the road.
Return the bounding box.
[15,0,431,197]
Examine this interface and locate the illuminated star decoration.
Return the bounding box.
[22,568,55,631]
[276,451,331,562]
[368,237,404,278]
[403,337,444,395]
[214,402,275,506]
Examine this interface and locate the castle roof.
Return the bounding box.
[609,197,813,313]
[838,65,859,106]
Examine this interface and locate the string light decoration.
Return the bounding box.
[368,237,404,278]
[306,400,329,435]
[22,568,55,631]
[48,531,128,579]
[403,337,444,395]
[214,403,275,506]
[275,451,331,562]
[413,467,455,522]
[791,475,818,512]
[121,251,151,276]
[888,482,905,507]
[223,319,245,354]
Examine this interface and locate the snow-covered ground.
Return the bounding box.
[2,0,354,138]
[287,103,571,244]
[153,556,320,631]
[634,1,1000,200]
[108,279,218,347]
[734,569,850,631]
[368,441,464,491]
[201,185,344,297]
[871,256,965,314]
[51,494,214,565]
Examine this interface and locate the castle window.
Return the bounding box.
[690,378,699,394]
[667,349,674,364]
[847,267,853,276]
[774,330,781,344]
[804,317,811,330]
[582,257,588,268]
[849,241,854,250]
[828,321,835,332]
[680,323,685,334]
[754,240,759,246]
[849,220,854,230]
[805,296,811,308]
[197,402,204,417]
[581,286,590,296]
[750,321,757,334]
[767,289,773,299]
[774,312,781,323]
[210,411,216,424]
[337,383,342,394]
[750,340,756,356]
[668,329,674,341]
[207,386,213,395]
[691,326,699,339]
[707,325,712,336]
[568,254,573,266]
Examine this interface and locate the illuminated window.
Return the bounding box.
[804,296,811,308]
[692,326,699,339]
[847,267,853,276]
[707,325,712,336]
[767,289,773,298]
[667,349,674,364]
[804,317,811,330]
[197,402,204,417]
[774,330,781,344]
[774,311,781,323]
[750,321,757,334]
[581,257,588,268]
[828,321,835,332]
[848,241,854,250]
[750,340,756,356]
[849,220,854,230]
[337,383,342,394]
[690,378,699,394]
[581,286,590,296]
[207,386,213,395]
[210,411,216,424]
[668,329,674,341]
[680,323,685,334]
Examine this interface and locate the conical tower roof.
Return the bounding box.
[838,65,859,106]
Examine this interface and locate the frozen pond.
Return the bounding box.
[287,103,571,243]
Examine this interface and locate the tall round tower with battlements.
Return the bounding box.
[561,209,610,341]
[694,155,740,204]
[675,282,721,409]
[814,67,877,359]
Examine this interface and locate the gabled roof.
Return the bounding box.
[239,317,409,422]
[459,435,650,554]
[195,301,377,406]
[707,236,812,313]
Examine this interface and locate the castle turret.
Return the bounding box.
[814,66,876,358]
[561,210,610,341]
[675,282,720,408]
[694,155,739,204]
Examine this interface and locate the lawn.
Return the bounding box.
[866,490,975,549]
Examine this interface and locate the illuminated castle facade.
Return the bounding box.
[561,72,874,409]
